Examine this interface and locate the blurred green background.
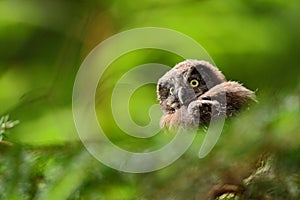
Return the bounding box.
[1,0,300,199]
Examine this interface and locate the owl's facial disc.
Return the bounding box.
[157,65,210,114]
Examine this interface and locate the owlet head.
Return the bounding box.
[157,60,226,114]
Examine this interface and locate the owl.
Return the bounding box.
[157,60,256,131]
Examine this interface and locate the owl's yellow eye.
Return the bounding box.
[190,79,199,88]
[169,88,174,95]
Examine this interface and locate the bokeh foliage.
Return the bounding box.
[1,0,300,199]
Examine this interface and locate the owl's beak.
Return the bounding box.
[166,93,180,110]
[170,102,180,109]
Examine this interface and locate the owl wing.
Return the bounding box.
[199,81,256,117]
